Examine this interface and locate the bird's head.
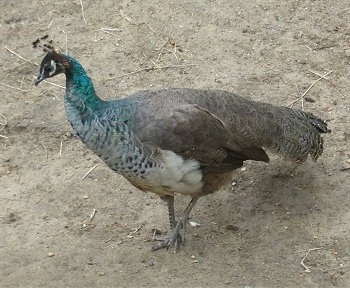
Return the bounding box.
[33,36,70,85]
[35,52,67,85]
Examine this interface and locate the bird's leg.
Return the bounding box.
[164,195,176,230]
[152,195,179,243]
[178,196,199,243]
[152,196,199,251]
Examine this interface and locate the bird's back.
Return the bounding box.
[126,88,329,163]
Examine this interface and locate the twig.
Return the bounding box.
[42,80,65,89]
[100,29,117,37]
[132,224,143,234]
[48,19,54,29]
[301,96,304,110]
[43,80,65,89]
[61,29,68,54]
[309,70,330,80]
[5,47,39,66]
[4,55,42,72]
[156,39,170,61]
[0,113,8,138]
[16,77,26,88]
[59,141,63,157]
[40,143,48,163]
[101,27,122,32]
[107,64,198,80]
[89,209,96,223]
[32,76,65,89]
[309,69,337,87]
[81,164,97,180]
[173,42,178,60]
[0,82,28,93]
[58,141,63,157]
[100,27,122,37]
[79,0,88,25]
[305,45,313,51]
[142,22,157,34]
[288,70,333,107]
[314,44,336,51]
[119,9,157,34]
[0,113,8,129]
[51,92,60,100]
[102,237,112,244]
[300,247,322,273]
[301,70,333,97]
[119,9,132,22]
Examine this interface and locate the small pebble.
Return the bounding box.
[191,255,196,259]
[224,224,239,231]
[82,195,89,199]
[151,229,162,236]
[97,272,105,276]
[341,166,350,171]
[189,221,201,227]
[48,252,55,257]
[304,96,315,103]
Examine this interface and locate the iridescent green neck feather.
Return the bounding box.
[64,56,104,112]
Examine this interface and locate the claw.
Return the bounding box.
[152,196,199,251]
[152,220,186,251]
[151,234,183,251]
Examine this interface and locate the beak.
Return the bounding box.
[34,73,44,86]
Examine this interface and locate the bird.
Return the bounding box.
[34,44,330,251]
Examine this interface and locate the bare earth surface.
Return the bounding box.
[1,1,349,287]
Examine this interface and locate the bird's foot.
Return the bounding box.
[152,220,186,251]
[152,232,184,251]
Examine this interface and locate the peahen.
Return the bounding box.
[34,47,330,251]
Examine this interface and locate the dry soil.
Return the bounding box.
[1,1,350,287]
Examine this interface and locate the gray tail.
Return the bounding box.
[265,107,330,163]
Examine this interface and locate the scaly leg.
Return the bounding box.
[152,196,199,251]
[164,195,176,229]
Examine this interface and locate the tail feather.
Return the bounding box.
[265,107,330,163]
[224,99,330,164]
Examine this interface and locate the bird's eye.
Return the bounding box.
[45,60,57,76]
[45,64,53,72]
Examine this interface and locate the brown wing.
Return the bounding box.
[128,88,328,164]
[133,104,269,172]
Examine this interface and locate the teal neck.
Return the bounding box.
[64,56,103,113]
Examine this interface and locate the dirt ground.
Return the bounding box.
[1,0,349,287]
